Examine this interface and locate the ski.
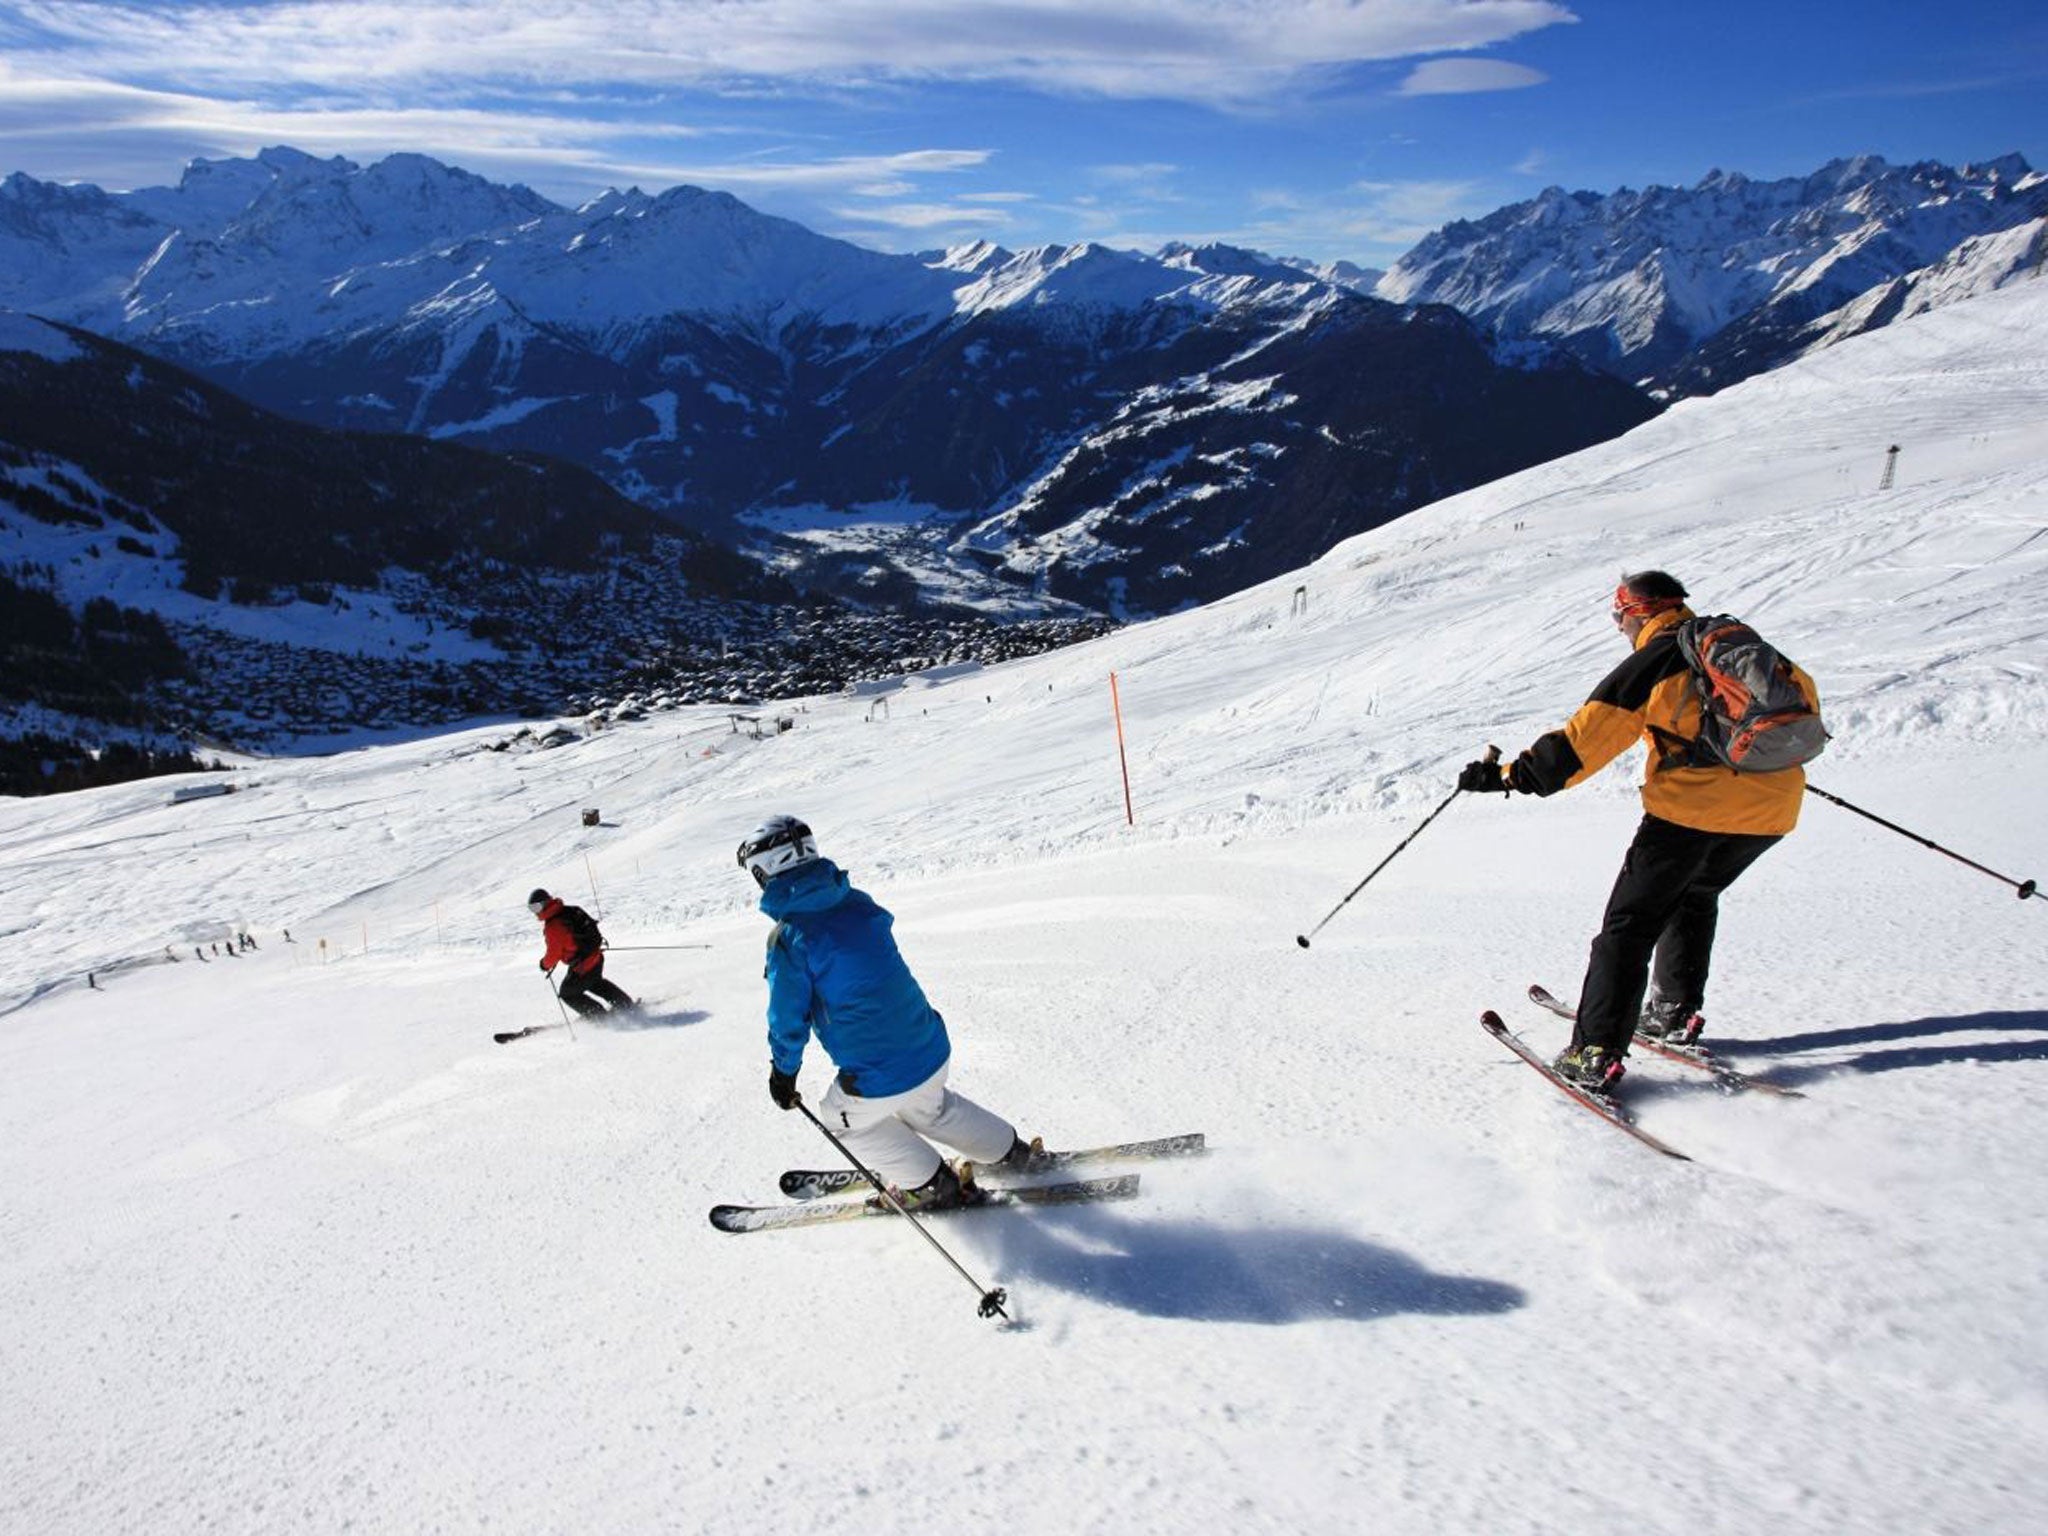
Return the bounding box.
[710,1173,1141,1234]
[778,1132,1206,1201]
[1527,984,1802,1097]
[494,1023,570,1045]
[1480,1011,1691,1161]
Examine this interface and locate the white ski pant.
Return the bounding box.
[818,1060,1015,1189]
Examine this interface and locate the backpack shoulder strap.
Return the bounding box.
[1659,615,1727,768]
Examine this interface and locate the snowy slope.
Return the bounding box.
[1800,216,2048,352]
[2,281,2046,1534]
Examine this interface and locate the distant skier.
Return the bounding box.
[1457,571,1821,1090]
[739,815,1036,1209]
[528,889,635,1018]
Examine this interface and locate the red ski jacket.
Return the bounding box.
[536,897,602,975]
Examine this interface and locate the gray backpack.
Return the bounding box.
[1673,615,1829,773]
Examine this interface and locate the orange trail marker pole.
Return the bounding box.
[1109,671,1135,827]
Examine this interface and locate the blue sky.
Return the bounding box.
[0,1,2041,265]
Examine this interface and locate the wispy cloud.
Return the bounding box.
[827,199,1015,233]
[1036,175,1496,266]
[1085,162,1184,205]
[0,2,1577,103]
[0,2,1579,256]
[1227,176,1493,262]
[0,65,703,153]
[1782,67,2048,106]
[1396,58,1549,96]
[638,148,991,193]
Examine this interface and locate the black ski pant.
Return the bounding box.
[559,958,634,1018]
[1571,814,1782,1057]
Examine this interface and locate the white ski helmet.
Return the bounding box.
[738,815,820,888]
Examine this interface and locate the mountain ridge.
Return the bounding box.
[1378,153,2047,393]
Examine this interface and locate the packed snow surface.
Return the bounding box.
[4,281,2047,1535]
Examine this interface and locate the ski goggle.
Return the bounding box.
[528,897,548,914]
[1611,585,1682,625]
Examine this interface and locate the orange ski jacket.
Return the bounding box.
[1508,606,1820,836]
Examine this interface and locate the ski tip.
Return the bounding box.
[1479,1009,1508,1033]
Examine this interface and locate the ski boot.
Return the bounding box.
[882,1161,972,1213]
[1639,1003,1705,1046]
[1553,1044,1627,1095]
[993,1134,1046,1173]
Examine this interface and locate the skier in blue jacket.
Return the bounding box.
[740,814,1034,1210]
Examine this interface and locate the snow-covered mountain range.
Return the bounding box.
[1379,154,2047,393]
[0,147,1648,616]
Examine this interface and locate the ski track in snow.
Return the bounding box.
[2,282,2047,1535]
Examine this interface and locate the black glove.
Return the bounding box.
[1457,758,1509,793]
[768,1069,801,1111]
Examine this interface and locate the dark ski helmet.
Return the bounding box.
[527,888,552,914]
[738,815,819,888]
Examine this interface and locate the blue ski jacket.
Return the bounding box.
[759,859,950,1097]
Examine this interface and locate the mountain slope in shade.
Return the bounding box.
[953,296,1652,614]
[0,310,793,753]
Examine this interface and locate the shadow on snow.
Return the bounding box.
[984,1203,1525,1325]
[1724,1010,2048,1084]
[599,1006,710,1032]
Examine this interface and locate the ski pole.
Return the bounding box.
[1805,783,2039,902]
[795,1100,1010,1321]
[543,967,577,1040]
[1297,746,1498,948]
[599,944,714,952]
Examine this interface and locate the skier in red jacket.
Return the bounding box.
[529,889,635,1018]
